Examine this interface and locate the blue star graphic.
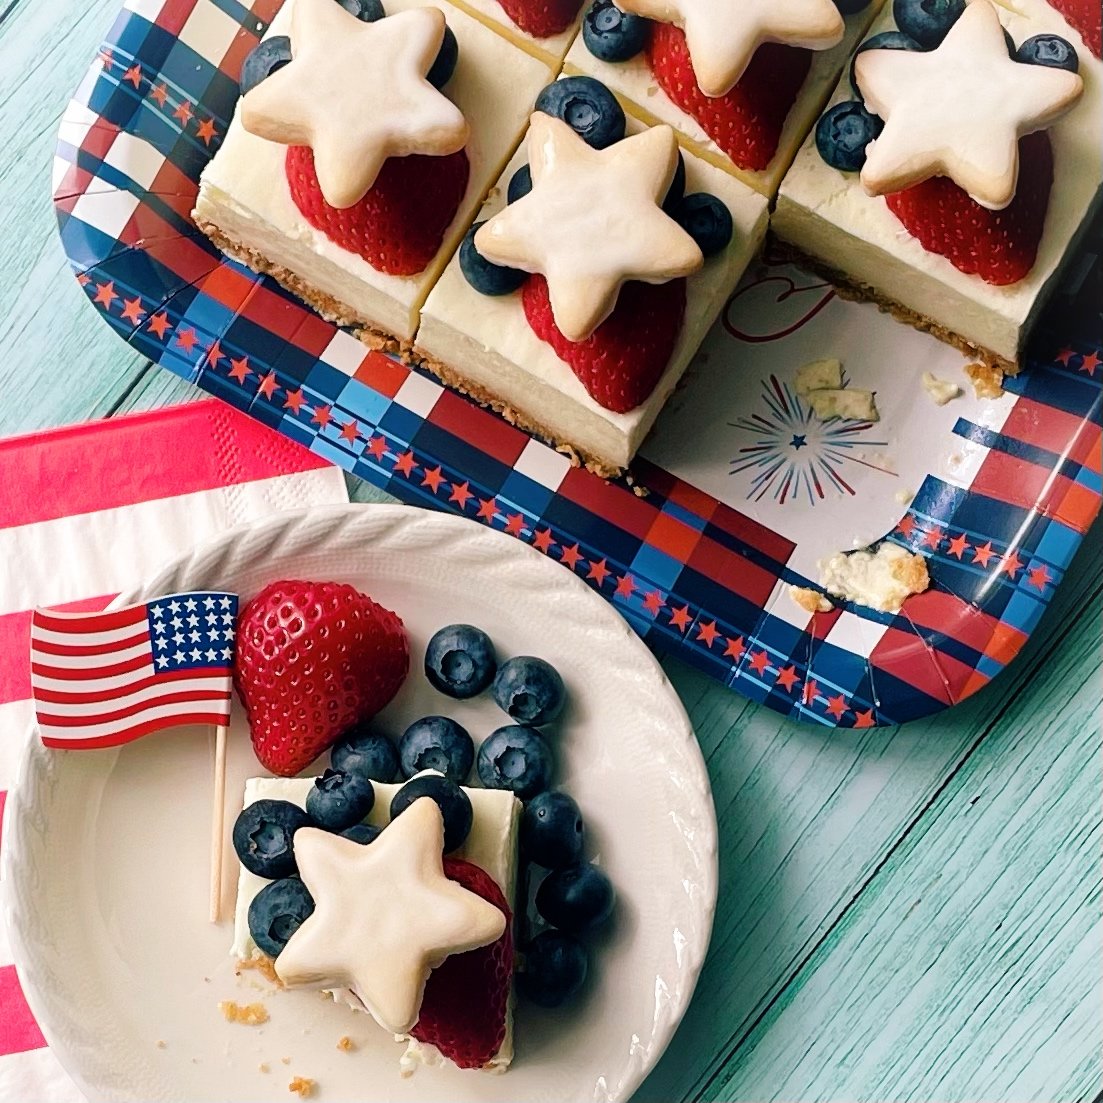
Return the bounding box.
[790,434,807,450]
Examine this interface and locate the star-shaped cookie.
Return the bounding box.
[475,115,703,342]
[854,0,1083,210]
[240,0,469,209]
[274,799,506,1035]
[616,0,844,97]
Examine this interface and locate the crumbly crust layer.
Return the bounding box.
[769,236,1022,375]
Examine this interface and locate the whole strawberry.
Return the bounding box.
[523,274,686,412]
[411,857,513,1068]
[286,145,470,276]
[234,580,409,776]
[648,23,811,171]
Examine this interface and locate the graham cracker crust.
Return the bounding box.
[195,219,406,357]
[770,235,1021,376]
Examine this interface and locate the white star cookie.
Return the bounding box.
[616,0,844,97]
[274,799,506,1035]
[475,115,703,342]
[854,0,1083,210]
[240,0,469,209]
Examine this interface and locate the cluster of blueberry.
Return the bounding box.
[460,76,734,297]
[816,0,1080,172]
[239,0,460,97]
[422,624,615,1009]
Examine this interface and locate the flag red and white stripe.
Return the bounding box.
[0,400,347,1101]
[30,592,238,750]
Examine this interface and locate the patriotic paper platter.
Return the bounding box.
[53,0,1103,730]
[3,504,716,1103]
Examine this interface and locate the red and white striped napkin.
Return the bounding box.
[0,400,348,1101]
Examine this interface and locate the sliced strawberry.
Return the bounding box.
[1048,0,1101,58]
[497,0,581,38]
[522,275,686,413]
[286,145,469,276]
[885,132,1053,286]
[648,23,811,172]
[233,580,409,776]
[410,858,513,1070]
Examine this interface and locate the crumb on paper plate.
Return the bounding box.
[921,371,962,406]
[219,1000,269,1026]
[818,544,929,613]
[894,488,914,506]
[964,362,1004,399]
[796,357,842,395]
[788,586,834,614]
[808,388,879,422]
[337,1035,356,1052]
[237,956,283,986]
[281,1056,292,1065]
[288,1076,316,1098]
[259,1063,270,1074]
[155,1040,166,1049]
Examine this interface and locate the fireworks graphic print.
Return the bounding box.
[730,375,890,506]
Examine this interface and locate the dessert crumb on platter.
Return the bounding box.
[259,1063,270,1074]
[921,371,963,406]
[788,586,833,614]
[964,362,1005,399]
[336,1035,356,1052]
[288,1075,316,1097]
[236,955,283,986]
[818,544,930,614]
[218,1000,270,1026]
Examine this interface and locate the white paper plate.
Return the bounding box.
[3,504,717,1103]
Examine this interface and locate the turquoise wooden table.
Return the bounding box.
[2,0,1101,1098]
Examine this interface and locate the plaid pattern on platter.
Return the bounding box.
[52,0,1103,728]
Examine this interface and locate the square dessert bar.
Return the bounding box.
[193,0,553,346]
[563,1,887,196]
[773,0,1103,371]
[416,115,769,474]
[232,775,521,1072]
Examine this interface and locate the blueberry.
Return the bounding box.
[492,656,565,726]
[582,0,648,62]
[425,624,498,696]
[518,931,588,1007]
[232,799,312,879]
[341,822,383,845]
[892,0,964,49]
[240,36,292,95]
[305,768,375,831]
[331,726,400,783]
[428,26,459,88]
[248,877,315,958]
[459,223,527,297]
[399,716,475,782]
[672,193,732,257]
[508,164,533,204]
[833,0,872,12]
[815,101,884,172]
[390,774,473,852]
[521,791,584,868]
[477,725,554,799]
[1016,33,1079,72]
[849,31,922,97]
[662,152,686,213]
[337,0,385,20]
[535,861,615,933]
[1002,26,1015,55]
[535,76,625,149]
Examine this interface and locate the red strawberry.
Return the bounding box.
[234,580,408,776]
[522,275,686,413]
[885,132,1053,286]
[497,0,581,37]
[648,23,811,171]
[1048,0,1101,58]
[410,858,513,1069]
[286,145,469,276]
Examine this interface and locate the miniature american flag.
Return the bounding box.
[29,591,239,750]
